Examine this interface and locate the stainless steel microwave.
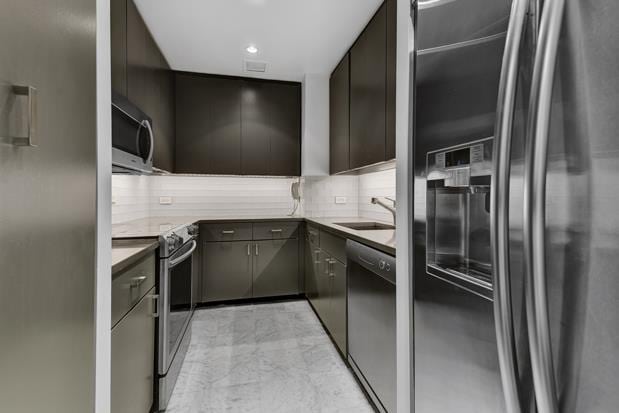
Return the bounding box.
[112,92,153,174]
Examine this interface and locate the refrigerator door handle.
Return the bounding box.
[523,0,566,412]
[491,0,529,411]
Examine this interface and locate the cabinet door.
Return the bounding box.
[314,250,332,328]
[110,0,127,95]
[253,239,299,298]
[350,3,387,169]
[330,53,350,174]
[241,81,301,176]
[202,241,252,302]
[329,258,347,355]
[176,74,242,174]
[304,237,320,307]
[111,287,155,413]
[385,0,397,160]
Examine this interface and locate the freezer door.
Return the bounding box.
[0,1,97,412]
[524,0,619,411]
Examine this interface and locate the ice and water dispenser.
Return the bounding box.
[426,137,494,297]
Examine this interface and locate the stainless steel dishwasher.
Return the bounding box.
[347,240,396,413]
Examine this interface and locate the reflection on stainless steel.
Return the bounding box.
[523,0,564,412]
[491,0,529,410]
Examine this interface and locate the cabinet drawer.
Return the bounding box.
[320,230,347,263]
[253,222,299,240]
[201,223,253,241]
[112,252,156,327]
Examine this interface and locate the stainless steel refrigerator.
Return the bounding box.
[411,0,619,411]
[0,0,97,412]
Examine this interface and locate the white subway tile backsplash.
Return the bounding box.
[111,168,396,224]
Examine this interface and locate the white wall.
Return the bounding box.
[301,74,330,176]
[359,169,397,223]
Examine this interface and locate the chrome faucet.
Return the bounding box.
[371,197,396,226]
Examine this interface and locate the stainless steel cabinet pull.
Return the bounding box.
[255,243,259,256]
[490,0,529,411]
[314,250,321,264]
[247,243,251,256]
[328,259,336,277]
[270,229,283,233]
[524,0,565,411]
[150,294,160,318]
[0,85,37,147]
[221,230,235,235]
[129,275,147,288]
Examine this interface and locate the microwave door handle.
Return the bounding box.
[142,119,154,163]
[524,0,565,411]
[490,0,529,411]
[169,240,197,268]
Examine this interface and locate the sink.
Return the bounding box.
[335,222,395,231]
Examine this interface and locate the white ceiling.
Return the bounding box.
[134,0,383,82]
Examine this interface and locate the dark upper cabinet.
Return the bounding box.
[330,0,396,174]
[110,0,127,95]
[385,0,396,160]
[111,0,175,172]
[350,3,387,169]
[241,80,301,176]
[175,74,242,175]
[329,54,350,174]
[175,74,301,177]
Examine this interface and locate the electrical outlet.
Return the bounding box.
[159,196,173,205]
[335,196,347,204]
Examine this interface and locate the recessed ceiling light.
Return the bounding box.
[246,45,258,54]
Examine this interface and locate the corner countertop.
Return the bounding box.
[112,215,396,258]
[111,238,159,275]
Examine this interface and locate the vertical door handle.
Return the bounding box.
[150,294,160,318]
[314,250,321,264]
[490,0,529,411]
[247,243,251,256]
[0,85,37,147]
[255,243,259,256]
[524,0,565,412]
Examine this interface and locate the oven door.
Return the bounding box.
[159,239,197,373]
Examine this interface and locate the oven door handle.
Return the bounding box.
[169,240,197,269]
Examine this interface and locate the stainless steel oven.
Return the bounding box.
[112,91,154,174]
[157,224,198,410]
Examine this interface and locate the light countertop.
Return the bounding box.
[111,238,159,275]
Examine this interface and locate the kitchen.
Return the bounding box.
[2,0,619,413]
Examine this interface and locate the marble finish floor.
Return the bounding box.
[167,300,375,413]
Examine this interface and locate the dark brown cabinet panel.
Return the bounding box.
[124,0,175,172]
[110,0,127,95]
[350,3,387,169]
[329,54,350,174]
[241,80,301,176]
[202,241,253,302]
[175,74,242,174]
[253,239,299,298]
[385,0,397,160]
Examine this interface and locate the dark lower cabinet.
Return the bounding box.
[202,241,253,302]
[253,239,299,298]
[201,222,300,303]
[176,74,242,175]
[304,227,348,355]
[111,287,156,413]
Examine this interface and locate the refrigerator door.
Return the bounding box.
[412,0,536,411]
[524,0,619,411]
[0,1,97,412]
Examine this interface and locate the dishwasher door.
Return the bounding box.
[347,240,397,413]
